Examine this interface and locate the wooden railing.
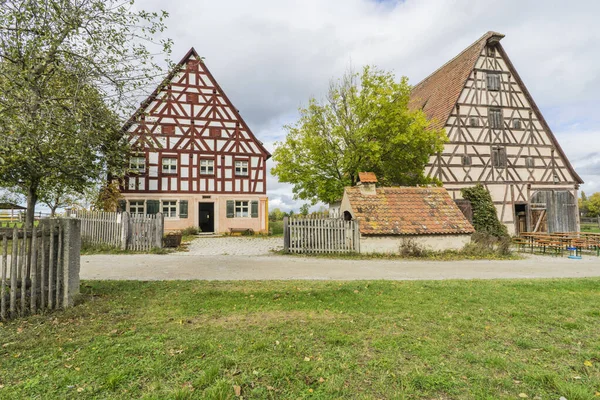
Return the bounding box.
[284,216,360,254]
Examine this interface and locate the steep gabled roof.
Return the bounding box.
[409,31,583,184]
[345,186,474,236]
[409,31,504,130]
[122,48,271,158]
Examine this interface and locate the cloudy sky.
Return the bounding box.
[138,0,600,211]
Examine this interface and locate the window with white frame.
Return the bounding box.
[130,156,146,173]
[162,158,177,174]
[200,159,214,175]
[162,200,177,218]
[129,200,145,215]
[235,201,249,217]
[235,160,248,176]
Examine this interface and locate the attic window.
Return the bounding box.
[461,155,472,166]
[469,117,479,127]
[487,46,496,57]
[187,61,198,71]
[489,108,503,129]
[512,118,522,130]
[487,73,500,91]
[525,157,535,168]
[209,128,221,138]
[161,125,175,135]
[492,146,507,168]
[186,93,198,103]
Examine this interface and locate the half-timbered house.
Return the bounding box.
[120,48,270,233]
[410,32,583,234]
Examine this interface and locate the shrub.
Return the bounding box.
[462,232,512,257]
[181,226,200,236]
[399,238,428,257]
[461,184,508,238]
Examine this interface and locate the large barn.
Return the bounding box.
[410,32,582,235]
[119,48,271,233]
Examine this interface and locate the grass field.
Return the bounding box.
[1,279,600,399]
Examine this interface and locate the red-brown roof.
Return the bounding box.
[358,172,378,183]
[345,186,474,235]
[409,31,503,130]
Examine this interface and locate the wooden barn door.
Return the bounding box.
[529,191,576,233]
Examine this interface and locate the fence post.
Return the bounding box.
[283,217,289,253]
[155,213,164,248]
[120,212,130,250]
[60,218,81,308]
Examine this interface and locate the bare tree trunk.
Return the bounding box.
[25,185,38,229]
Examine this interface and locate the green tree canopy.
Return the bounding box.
[271,66,447,204]
[0,0,172,226]
[585,192,600,217]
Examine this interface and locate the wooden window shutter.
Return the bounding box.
[147,200,160,215]
[226,200,235,218]
[251,201,259,218]
[179,200,188,218]
[118,200,126,212]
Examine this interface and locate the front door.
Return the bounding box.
[198,203,214,233]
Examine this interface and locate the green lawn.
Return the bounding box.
[1,279,600,399]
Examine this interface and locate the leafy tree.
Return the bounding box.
[269,208,285,221]
[586,192,600,217]
[579,191,589,216]
[461,184,508,238]
[0,0,172,227]
[271,66,446,204]
[299,204,310,216]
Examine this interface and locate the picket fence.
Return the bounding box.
[0,219,80,321]
[72,211,164,251]
[284,216,360,254]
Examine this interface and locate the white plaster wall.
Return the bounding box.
[360,234,471,254]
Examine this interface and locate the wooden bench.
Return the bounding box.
[229,228,254,235]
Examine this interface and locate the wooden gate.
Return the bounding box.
[530,190,577,233]
[284,216,360,254]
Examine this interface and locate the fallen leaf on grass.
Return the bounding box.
[304,357,311,362]
[233,385,241,396]
[319,377,325,383]
[518,393,528,398]
[584,360,593,367]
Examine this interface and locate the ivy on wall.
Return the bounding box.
[461,184,509,238]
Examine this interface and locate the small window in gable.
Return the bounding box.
[461,155,472,167]
[469,117,479,127]
[487,73,501,91]
[130,156,146,173]
[186,93,198,103]
[525,157,535,168]
[487,46,496,57]
[209,128,222,138]
[489,108,503,129]
[513,118,522,130]
[161,125,175,135]
[492,146,507,168]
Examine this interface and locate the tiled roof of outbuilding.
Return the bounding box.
[345,186,474,236]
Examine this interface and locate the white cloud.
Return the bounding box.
[136,0,600,208]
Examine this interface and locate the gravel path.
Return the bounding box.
[185,236,282,256]
[81,245,600,281]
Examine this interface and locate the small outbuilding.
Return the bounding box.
[340,173,475,253]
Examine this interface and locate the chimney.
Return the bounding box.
[357,172,378,195]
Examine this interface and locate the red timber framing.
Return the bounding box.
[121,48,270,196]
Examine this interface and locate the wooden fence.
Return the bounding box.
[0,219,80,321]
[284,216,360,254]
[581,216,600,228]
[72,211,164,251]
